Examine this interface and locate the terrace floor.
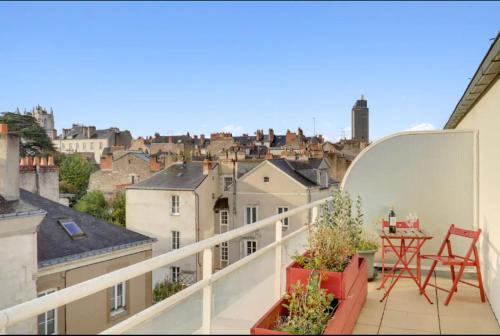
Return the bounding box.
[353,272,500,335]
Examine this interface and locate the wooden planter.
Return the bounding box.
[286,253,360,300]
[251,258,368,335]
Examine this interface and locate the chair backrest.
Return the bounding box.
[381,219,420,229]
[436,224,481,260]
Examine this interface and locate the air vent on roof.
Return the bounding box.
[58,218,86,239]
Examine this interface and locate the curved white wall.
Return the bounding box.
[342,130,475,259]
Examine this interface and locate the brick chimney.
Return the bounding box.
[256,129,263,142]
[203,159,211,175]
[149,153,164,172]
[100,152,113,170]
[0,124,20,201]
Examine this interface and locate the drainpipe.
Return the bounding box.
[193,190,201,282]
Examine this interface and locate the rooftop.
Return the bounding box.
[19,189,155,268]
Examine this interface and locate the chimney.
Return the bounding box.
[203,159,211,175]
[256,129,263,142]
[100,151,113,170]
[0,124,20,201]
[268,128,275,144]
[149,153,163,172]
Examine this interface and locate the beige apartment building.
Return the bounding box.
[126,159,219,285]
[53,124,132,163]
[214,158,335,269]
[0,124,155,335]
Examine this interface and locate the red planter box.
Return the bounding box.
[251,258,368,335]
[286,253,360,300]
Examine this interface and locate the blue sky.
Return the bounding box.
[1,2,498,141]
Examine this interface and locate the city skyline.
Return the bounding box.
[1,2,499,141]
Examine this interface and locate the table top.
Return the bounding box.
[377,228,433,239]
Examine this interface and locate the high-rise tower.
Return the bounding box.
[351,95,369,142]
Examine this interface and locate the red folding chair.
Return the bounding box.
[380,219,420,281]
[420,224,485,306]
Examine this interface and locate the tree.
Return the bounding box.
[0,112,55,156]
[74,191,109,221]
[110,191,126,227]
[59,154,94,199]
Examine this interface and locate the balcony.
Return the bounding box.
[0,190,499,334]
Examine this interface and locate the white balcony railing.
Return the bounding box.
[0,196,332,334]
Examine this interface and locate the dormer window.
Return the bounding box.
[58,219,85,239]
[263,176,270,183]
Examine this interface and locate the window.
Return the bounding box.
[278,207,289,228]
[90,142,94,150]
[75,142,79,150]
[244,240,257,256]
[245,206,258,225]
[171,266,180,282]
[171,195,180,215]
[38,289,57,335]
[221,242,228,262]
[58,219,85,239]
[223,176,233,191]
[263,176,270,183]
[110,282,126,313]
[69,143,73,150]
[171,231,180,250]
[83,142,86,150]
[220,210,228,233]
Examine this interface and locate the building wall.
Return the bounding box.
[231,162,312,264]
[20,168,60,202]
[126,189,198,285]
[89,153,152,198]
[455,77,500,320]
[37,250,152,334]
[342,131,474,261]
[0,214,44,334]
[54,138,110,163]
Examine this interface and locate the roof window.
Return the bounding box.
[58,218,85,239]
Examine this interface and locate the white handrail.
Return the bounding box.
[0,196,331,333]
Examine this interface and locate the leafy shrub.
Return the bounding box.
[276,273,334,335]
[153,280,185,304]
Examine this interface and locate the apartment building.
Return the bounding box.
[126,159,219,285]
[214,158,336,269]
[0,124,155,334]
[53,124,132,162]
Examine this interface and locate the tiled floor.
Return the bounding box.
[353,273,500,335]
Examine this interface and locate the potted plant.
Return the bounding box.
[356,233,379,281]
[352,196,380,280]
[253,260,368,335]
[286,189,363,299]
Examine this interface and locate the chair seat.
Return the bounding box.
[420,255,476,266]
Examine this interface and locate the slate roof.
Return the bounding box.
[150,135,193,144]
[19,189,155,268]
[237,161,262,178]
[114,151,150,162]
[129,161,217,190]
[268,159,317,187]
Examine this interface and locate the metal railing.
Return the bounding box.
[0,196,331,334]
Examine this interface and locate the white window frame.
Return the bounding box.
[171,195,180,215]
[263,176,270,183]
[244,206,258,225]
[277,206,289,228]
[110,282,126,313]
[38,289,57,335]
[220,210,229,233]
[222,175,233,191]
[171,230,180,250]
[220,241,228,262]
[244,239,258,256]
[171,266,181,282]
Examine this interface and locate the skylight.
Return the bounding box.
[58,219,85,239]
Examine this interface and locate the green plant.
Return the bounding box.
[110,191,126,227]
[294,189,362,272]
[357,231,380,251]
[153,280,185,304]
[276,273,334,335]
[59,154,95,200]
[74,190,110,221]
